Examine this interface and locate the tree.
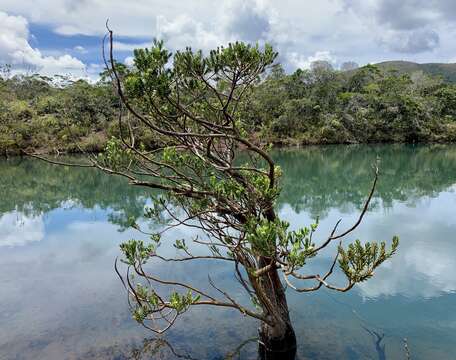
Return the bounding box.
[32,30,399,359]
[340,61,359,71]
[310,60,333,72]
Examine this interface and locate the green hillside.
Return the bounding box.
[375,61,456,83]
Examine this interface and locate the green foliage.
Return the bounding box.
[130,285,199,323]
[119,239,157,265]
[131,283,161,322]
[284,220,319,268]
[169,290,200,313]
[126,39,173,98]
[338,236,399,283]
[245,216,319,267]
[375,60,456,83]
[101,40,404,332]
[245,217,288,256]
[2,57,456,156]
[0,72,156,155]
[209,173,245,198]
[173,239,188,252]
[246,63,456,145]
[97,137,134,170]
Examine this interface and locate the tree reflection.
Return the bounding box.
[3,144,456,227]
[362,326,386,360]
[129,338,197,360]
[81,335,258,360]
[0,156,150,230]
[276,144,456,218]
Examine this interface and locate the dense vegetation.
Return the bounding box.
[0,70,117,155]
[2,60,456,155]
[248,63,456,145]
[376,61,456,83]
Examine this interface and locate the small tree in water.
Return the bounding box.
[94,30,398,358]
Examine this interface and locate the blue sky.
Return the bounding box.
[1,0,456,79]
[26,22,149,75]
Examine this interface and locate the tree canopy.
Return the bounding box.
[39,33,398,358]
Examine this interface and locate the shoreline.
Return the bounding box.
[3,138,456,158]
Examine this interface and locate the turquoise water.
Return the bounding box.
[1,144,456,359]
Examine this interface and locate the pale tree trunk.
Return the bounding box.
[257,259,297,360]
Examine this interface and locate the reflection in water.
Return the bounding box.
[1,144,456,359]
[82,337,199,360]
[280,189,456,300]
[356,192,456,299]
[0,211,44,247]
[276,144,456,216]
[0,155,149,229]
[362,326,385,360]
[81,336,260,360]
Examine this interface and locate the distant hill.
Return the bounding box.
[374,61,456,83]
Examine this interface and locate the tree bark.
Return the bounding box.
[258,322,297,360]
[256,261,297,360]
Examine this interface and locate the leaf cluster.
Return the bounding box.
[338,236,399,283]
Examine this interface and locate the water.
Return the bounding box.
[1,144,456,359]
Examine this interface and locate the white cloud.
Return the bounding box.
[380,28,440,53]
[0,211,45,247]
[0,0,207,37]
[159,14,224,51]
[288,50,337,70]
[2,1,456,76]
[112,41,151,52]
[73,45,88,54]
[0,11,86,76]
[124,56,134,67]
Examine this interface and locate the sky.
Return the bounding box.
[1,0,456,79]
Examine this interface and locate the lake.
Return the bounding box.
[1,144,456,359]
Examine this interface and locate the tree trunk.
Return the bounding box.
[256,260,297,360]
[258,321,296,360]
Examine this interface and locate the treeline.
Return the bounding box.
[0,72,117,154]
[246,63,456,145]
[1,62,456,155]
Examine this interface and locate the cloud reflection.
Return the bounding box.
[0,211,44,247]
[279,189,456,300]
[356,190,456,299]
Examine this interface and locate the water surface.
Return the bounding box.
[1,144,456,359]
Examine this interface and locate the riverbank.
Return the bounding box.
[3,62,456,156]
[4,129,456,157]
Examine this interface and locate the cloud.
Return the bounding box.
[288,50,336,70]
[341,0,436,30]
[0,11,86,76]
[0,0,207,37]
[374,0,438,30]
[381,29,440,53]
[73,45,88,54]
[112,41,151,52]
[157,14,222,51]
[218,0,272,43]
[2,0,456,77]
[111,1,273,56]
[358,235,456,299]
[341,0,450,55]
[124,56,134,67]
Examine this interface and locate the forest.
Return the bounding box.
[2,60,456,155]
